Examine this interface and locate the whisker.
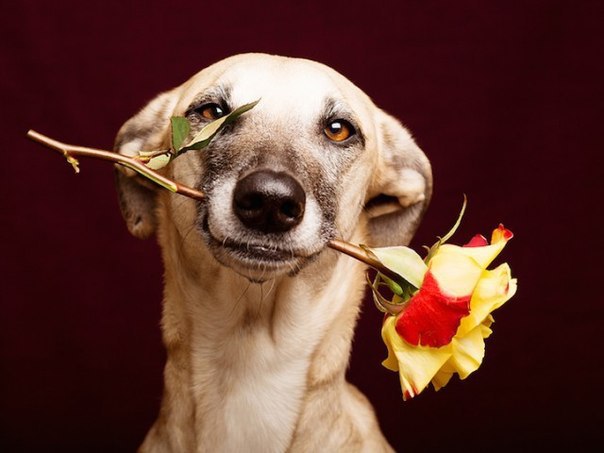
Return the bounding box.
[229,279,252,319]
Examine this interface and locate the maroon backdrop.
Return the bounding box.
[1,1,602,451]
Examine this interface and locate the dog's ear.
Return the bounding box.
[365,110,432,246]
[114,90,178,239]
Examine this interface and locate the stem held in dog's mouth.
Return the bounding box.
[26,130,396,275]
[325,239,403,282]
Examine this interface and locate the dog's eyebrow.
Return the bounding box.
[323,97,350,119]
[322,98,360,126]
[186,84,233,113]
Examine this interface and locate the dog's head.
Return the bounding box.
[115,54,431,281]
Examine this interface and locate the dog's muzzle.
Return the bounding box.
[201,168,323,280]
[233,169,306,233]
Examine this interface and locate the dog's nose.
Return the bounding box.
[233,170,306,233]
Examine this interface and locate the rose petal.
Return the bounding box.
[432,362,457,391]
[395,272,471,347]
[436,225,513,271]
[492,224,513,243]
[464,234,488,247]
[382,316,451,400]
[457,264,517,335]
[429,249,484,297]
[449,325,487,379]
[482,314,495,332]
[430,324,489,392]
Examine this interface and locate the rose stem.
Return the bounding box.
[26,130,205,201]
[27,130,397,277]
[326,239,402,281]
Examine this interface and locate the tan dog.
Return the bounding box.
[114,53,432,452]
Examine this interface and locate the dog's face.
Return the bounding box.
[115,54,432,281]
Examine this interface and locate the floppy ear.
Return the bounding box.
[113,90,178,239]
[365,110,432,246]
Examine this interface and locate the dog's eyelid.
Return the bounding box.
[321,113,363,145]
[186,99,231,118]
[186,86,232,117]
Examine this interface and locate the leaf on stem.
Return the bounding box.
[145,153,172,170]
[364,245,427,289]
[134,100,260,171]
[179,99,260,153]
[171,116,190,152]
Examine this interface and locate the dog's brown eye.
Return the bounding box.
[324,120,354,142]
[198,103,226,120]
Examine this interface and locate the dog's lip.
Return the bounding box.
[222,239,298,262]
[202,216,313,264]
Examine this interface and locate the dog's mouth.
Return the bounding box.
[222,238,299,264]
[200,216,322,280]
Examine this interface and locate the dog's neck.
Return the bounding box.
[146,214,370,452]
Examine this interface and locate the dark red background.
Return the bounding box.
[1,1,602,451]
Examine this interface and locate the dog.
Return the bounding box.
[114,53,432,452]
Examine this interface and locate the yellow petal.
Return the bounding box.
[482,315,495,330]
[381,316,400,372]
[382,316,451,399]
[432,362,456,391]
[431,319,495,391]
[449,326,487,379]
[437,241,505,271]
[435,225,512,271]
[458,264,517,335]
[429,249,483,297]
[491,225,513,244]
[480,319,493,338]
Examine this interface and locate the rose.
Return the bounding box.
[368,224,516,400]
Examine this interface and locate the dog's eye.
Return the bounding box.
[196,103,226,120]
[324,120,355,142]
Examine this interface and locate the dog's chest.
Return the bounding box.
[188,292,325,452]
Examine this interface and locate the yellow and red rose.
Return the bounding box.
[368,224,517,400]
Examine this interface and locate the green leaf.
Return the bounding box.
[122,162,178,193]
[149,100,260,173]
[179,99,260,153]
[368,246,428,289]
[171,117,190,151]
[145,153,172,170]
[366,274,406,315]
[381,275,404,296]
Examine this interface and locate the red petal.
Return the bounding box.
[497,224,514,240]
[464,234,488,247]
[395,272,471,347]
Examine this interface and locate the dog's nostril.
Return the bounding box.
[281,200,302,219]
[233,170,306,233]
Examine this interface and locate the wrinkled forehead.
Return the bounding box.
[177,55,374,121]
